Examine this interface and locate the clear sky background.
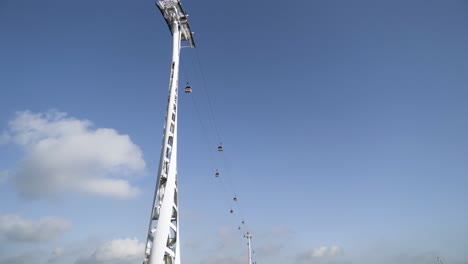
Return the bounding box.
[1,0,467,264]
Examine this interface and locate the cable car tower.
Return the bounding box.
[244,232,253,264]
[143,1,195,264]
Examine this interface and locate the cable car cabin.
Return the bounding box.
[230,209,234,214]
[184,85,192,93]
[217,145,223,152]
[215,170,220,177]
[233,196,238,202]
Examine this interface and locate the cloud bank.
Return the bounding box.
[0,214,71,242]
[0,251,45,264]
[3,110,145,199]
[76,238,144,264]
[200,255,245,264]
[296,246,343,263]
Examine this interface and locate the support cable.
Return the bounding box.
[192,48,222,143]
[184,47,261,256]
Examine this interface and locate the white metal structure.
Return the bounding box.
[143,1,194,264]
[244,232,253,264]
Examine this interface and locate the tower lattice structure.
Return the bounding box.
[143,1,195,264]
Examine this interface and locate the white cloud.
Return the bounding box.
[215,225,241,250]
[75,238,144,264]
[46,247,66,264]
[52,247,65,256]
[297,246,343,263]
[0,251,46,264]
[200,255,245,264]
[4,110,145,199]
[309,246,342,258]
[0,214,71,242]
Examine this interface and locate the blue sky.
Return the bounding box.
[1,0,468,263]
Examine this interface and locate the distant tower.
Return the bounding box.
[143,1,195,264]
[244,232,253,264]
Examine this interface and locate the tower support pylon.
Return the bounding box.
[143,1,194,264]
[244,232,253,264]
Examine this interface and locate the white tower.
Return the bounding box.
[143,1,195,264]
[244,232,253,264]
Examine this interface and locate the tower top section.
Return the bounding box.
[157,0,196,48]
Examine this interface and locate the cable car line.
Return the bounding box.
[188,93,216,164]
[181,67,239,213]
[193,48,222,143]
[181,49,261,262]
[183,79,237,216]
